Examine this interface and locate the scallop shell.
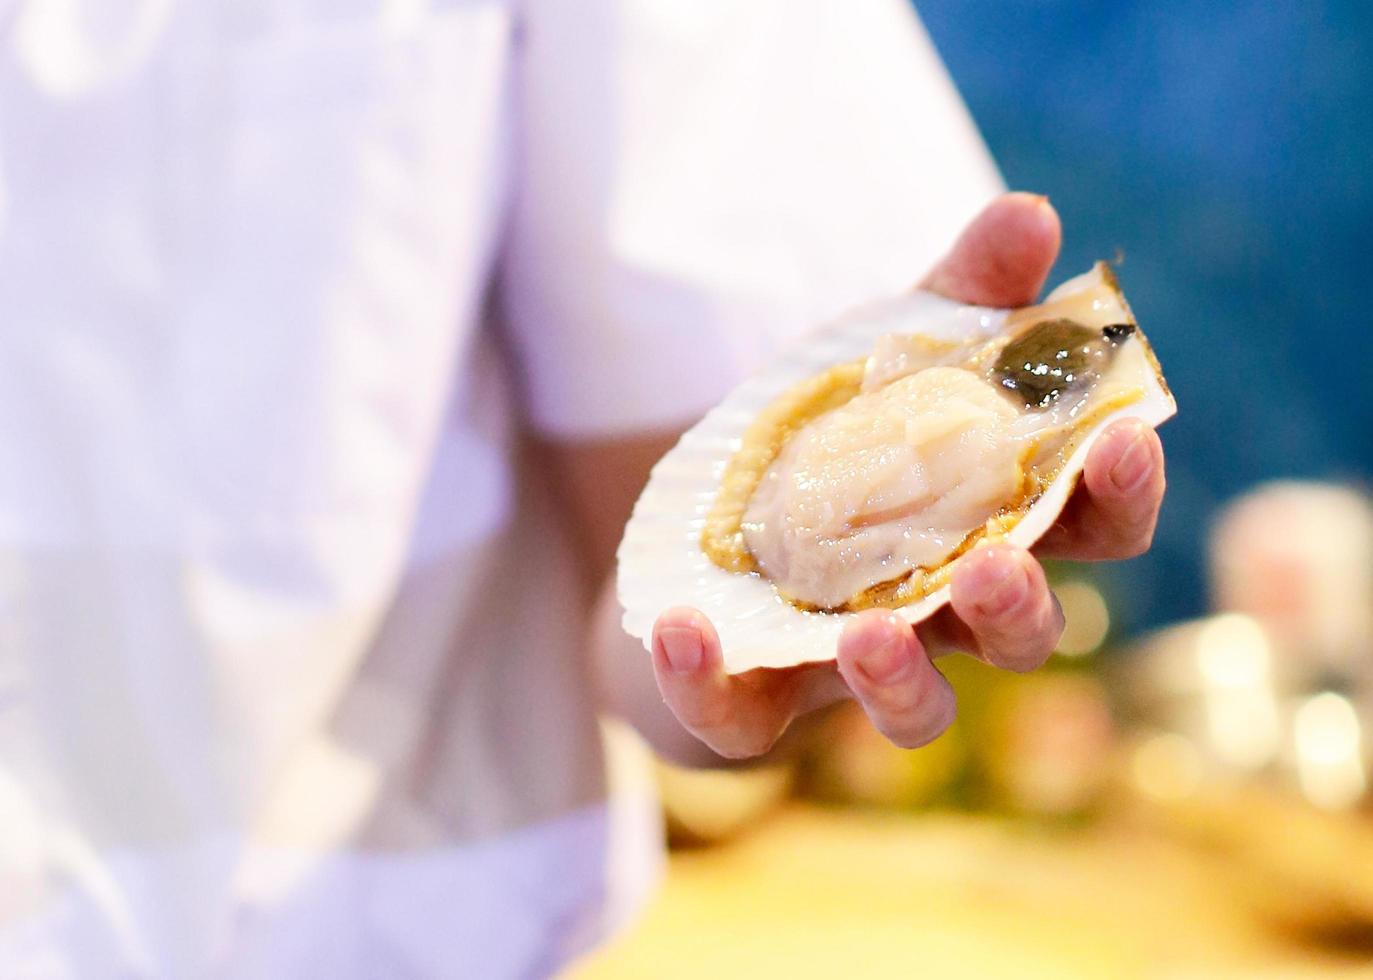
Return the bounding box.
[617,265,1175,674]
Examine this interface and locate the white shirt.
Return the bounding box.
[0,0,1000,976]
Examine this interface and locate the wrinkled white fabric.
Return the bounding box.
[0,0,1000,975]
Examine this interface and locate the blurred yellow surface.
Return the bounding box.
[568,804,1373,979]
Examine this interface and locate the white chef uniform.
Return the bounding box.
[0,0,1001,975]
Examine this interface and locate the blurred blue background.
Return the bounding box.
[922,1,1373,633]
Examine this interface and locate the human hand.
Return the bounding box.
[651,192,1167,759]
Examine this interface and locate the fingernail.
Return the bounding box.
[659,626,703,673]
[856,630,913,686]
[975,554,1028,618]
[1110,430,1153,493]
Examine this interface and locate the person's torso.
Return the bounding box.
[0,3,635,975]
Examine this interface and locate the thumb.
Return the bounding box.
[920,192,1062,307]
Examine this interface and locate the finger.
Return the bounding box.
[836,611,957,749]
[947,544,1064,673]
[651,607,841,759]
[1035,419,1166,561]
[920,192,1062,307]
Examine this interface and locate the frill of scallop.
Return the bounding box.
[617,264,1175,674]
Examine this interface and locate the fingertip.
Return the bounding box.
[951,543,1033,621]
[1081,421,1166,555]
[837,610,910,671]
[1085,419,1156,495]
[651,608,737,741]
[918,678,959,747]
[654,605,708,633]
[923,192,1062,307]
[837,613,955,749]
[866,658,957,749]
[952,545,1060,673]
[652,607,720,676]
[999,191,1062,255]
